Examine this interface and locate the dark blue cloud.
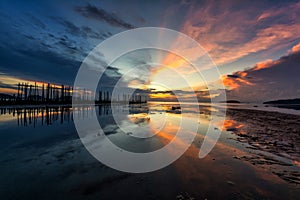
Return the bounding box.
[0,1,120,85]
[51,17,112,40]
[74,4,136,29]
[0,45,80,85]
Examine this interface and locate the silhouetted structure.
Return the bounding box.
[0,82,147,106]
[0,82,73,105]
[95,90,147,104]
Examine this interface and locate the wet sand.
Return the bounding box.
[226,108,300,184]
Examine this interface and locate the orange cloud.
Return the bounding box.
[0,88,19,94]
[178,1,300,66]
[236,71,247,77]
[222,75,240,89]
[222,57,286,90]
[221,37,300,102]
[161,53,188,69]
[222,73,253,90]
[291,42,300,53]
[149,92,177,101]
[151,52,192,77]
[217,24,300,65]
[253,59,274,71]
[151,1,300,92]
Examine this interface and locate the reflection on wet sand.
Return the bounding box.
[0,105,127,127]
[128,113,150,125]
[217,119,246,135]
[0,106,73,127]
[0,103,299,199]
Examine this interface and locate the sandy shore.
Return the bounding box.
[226,108,300,184]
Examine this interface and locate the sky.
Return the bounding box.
[0,0,300,102]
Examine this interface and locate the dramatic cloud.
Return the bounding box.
[0,0,299,102]
[75,4,135,29]
[223,47,300,102]
[52,17,112,40]
[180,0,300,66]
[148,89,216,102]
[291,42,300,53]
[0,2,115,86]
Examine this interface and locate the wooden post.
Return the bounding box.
[62,85,65,102]
[24,83,28,101]
[34,82,37,102]
[99,91,102,102]
[42,84,45,102]
[17,83,20,100]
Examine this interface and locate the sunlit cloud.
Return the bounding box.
[0,88,19,94]
[222,73,253,90]
[149,92,177,101]
[222,58,283,90]
[179,1,300,66]
[223,44,300,101]
[253,59,275,71]
[0,74,25,86]
[257,1,300,22]
[291,42,300,53]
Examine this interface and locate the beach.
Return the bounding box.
[225,108,300,184]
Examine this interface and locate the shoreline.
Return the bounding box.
[225,108,300,184]
[226,108,300,160]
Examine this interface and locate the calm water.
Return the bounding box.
[0,103,299,199]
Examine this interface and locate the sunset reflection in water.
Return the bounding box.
[0,103,298,199]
